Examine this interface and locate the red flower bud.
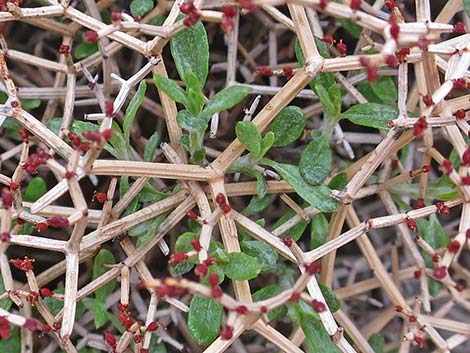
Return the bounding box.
[462,147,470,166]
[453,22,466,34]
[255,66,273,76]
[405,218,417,231]
[336,40,347,57]
[169,252,188,265]
[311,299,326,312]
[147,321,159,331]
[283,236,293,247]
[35,222,48,232]
[186,210,198,219]
[191,239,202,252]
[454,109,466,120]
[59,44,70,55]
[95,192,107,203]
[236,305,248,314]
[104,331,117,348]
[447,240,460,253]
[223,4,237,17]
[219,325,233,340]
[105,101,114,117]
[350,0,361,10]
[40,288,54,297]
[211,286,223,298]
[432,266,447,279]
[290,292,301,302]
[305,261,321,275]
[208,272,219,287]
[215,193,226,205]
[422,95,434,107]
[84,30,99,42]
[413,270,421,279]
[180,1,196,15]
[1,190,13,209]
[18,128,29,142]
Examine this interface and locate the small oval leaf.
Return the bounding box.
[223,252,261,280]
[236,121,262,156]
[299,134,332,185]
[200,86,252,120]
[170,21,209,86]
[188,295,223,345]
[272,106,306,146]
[342,103,397,130]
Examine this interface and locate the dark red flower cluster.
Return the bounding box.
[236,0,257,12]
[23,147,50,174]
[350,0,361,10]
[1,189,13,209]
[255,66,273,77]
[305,260,321,275]
[82,129,113,143]
[454,109,466,120]
[10,256,34,272]
[384,0,395,9]
[169,252,188,265]
[67,131,91,152]
[311,299,326,313]
[452,78,466,90]
[94,192,107,203]
[221,4,236,33]
[447,240,460,253]
[46,216,69,229]
[215,193,231,213]
[0,232,10,243]
[432,266,447,279]
[118,304,134,330]
[389,15,400,41]
[219,324,234,340]
[84,30,99,43]
[396,48,410,63]
[439,159,453,175]
[462,147,470,166]
[359,57,378,82]
[194,257,215,279]
[453,21,466,34]
[422,95,434,107]
[180,1,200,27]
[104,331,117,353]
[435,201,449,215]
[405,217,417,231]
[18,128,29,143]
[413,116,427,137]
[0,317,10,339]
[59,44,70,55]
[336,40,347,57]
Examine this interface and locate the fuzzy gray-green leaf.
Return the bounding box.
[300,134,332,185]
[272,106,305,146]
[170,21,209,86]
[262,159,338,213]
[342,103,397,130]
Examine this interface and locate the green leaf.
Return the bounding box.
[170,21,209,86]
[223,252,261,280]
[262,159,338,213]
[154,75,190,107]
[252,284,286,321]
[319,283,341,313]
[241,240,278,273]
[93,299,108,329]
[175,232,197,253]
[260,131,275,157]
[124,80,147,142]
[177,110,207,133]
[0,327,20,353]
[336,19,363,38]
[130,0,154,17]
[236,121,262,157]
[314,81,341,119]
[200,86,252,120]
[342,103,397,130]
[368,333,385,353]
[328,172,348,190]
[23,176,47,202]
[74,42,98,59]
[297,304,342,353]
[129,215,159,237]
[188,295,223,345]
[144,132,161,162]
[184,70,205,115]
[370,76,398,103]
[273,210,308,241]
[93,249,116,302]
[300,134,332,185]
[310,213,329,249]
[271,106,306,146]
[0,272,12,310]
[21,99,41,110]
[44,288,86,319]
[242,194,272,216]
